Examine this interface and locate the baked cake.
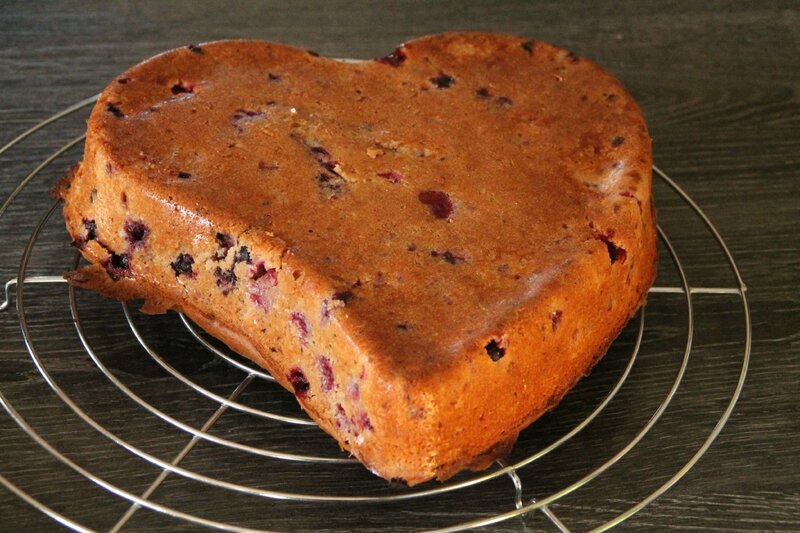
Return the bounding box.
[57,32,657,485]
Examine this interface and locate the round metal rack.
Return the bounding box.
[0,96,751,532]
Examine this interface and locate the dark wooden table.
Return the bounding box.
[2,1,798,531]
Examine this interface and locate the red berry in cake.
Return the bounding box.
[248,261,278,310]
[320,299,331,324]
[334,403,348,428]
[258,160,280,171]
[418,190,453,219]
[551,310,563,331]
[291,312,310,345]
[318,356,334,392]
[250,261,269,280]
[356,411,373,432]
[377,170,404,183]
[348,381,360,401]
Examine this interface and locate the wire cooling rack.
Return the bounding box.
[0,95,751,532]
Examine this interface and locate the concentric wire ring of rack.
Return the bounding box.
[0,95,750,532]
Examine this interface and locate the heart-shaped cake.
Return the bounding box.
[58,32,657,485]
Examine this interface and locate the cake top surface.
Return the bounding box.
[89,32,651,375]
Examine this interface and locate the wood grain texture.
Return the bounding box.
[1,0,798,531]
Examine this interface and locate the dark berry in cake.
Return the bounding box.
[83,219,98,241]
[171,82,194,95]
[485,339,506,361]
[234,246,251,264]
[124,219,149,248]
[214,232,235,259]
[521,39,535,54]
[107,103,125,118]
[217,232,234,248]
[232,108,265,120]
[287,367,310,397]
[430,72,455,88]
[171,253,195,277]
[332,290,354,304]
[72,218,98,248]
[378,48,407,67]
[102,252,131,281]
[317,172,344,194]
[214,267,237,295]
[431,250,465,264]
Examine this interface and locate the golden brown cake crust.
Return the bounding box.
[60,32,657,485]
